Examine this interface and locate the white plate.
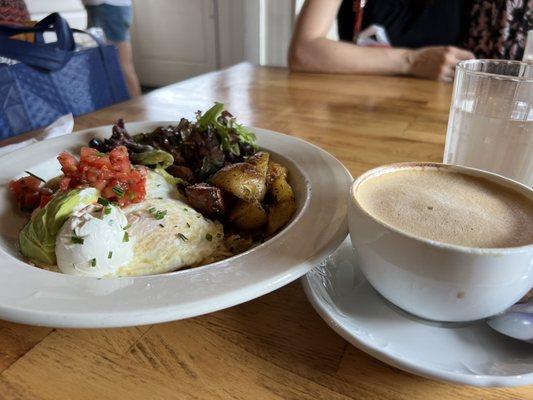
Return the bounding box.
[302,238,533,387]
[0,122,352,328]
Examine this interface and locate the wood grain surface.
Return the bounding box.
[1,63,531,399]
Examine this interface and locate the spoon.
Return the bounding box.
[487,293,533,343]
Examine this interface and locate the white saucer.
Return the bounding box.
[302,237,533,387]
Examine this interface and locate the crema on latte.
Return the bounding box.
[355,166,533,248]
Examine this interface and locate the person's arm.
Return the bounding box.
[289,0,412,75]
[288,0,475,81]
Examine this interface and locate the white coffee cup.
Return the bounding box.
[348,162,533,322]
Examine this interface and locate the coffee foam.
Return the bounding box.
[355,166,533,248]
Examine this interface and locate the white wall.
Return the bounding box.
[26,0,86,29]
[261,0,295,67]
[130,0,219,86]
[217,0,246,68]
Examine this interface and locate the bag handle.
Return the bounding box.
[0,13,76,71]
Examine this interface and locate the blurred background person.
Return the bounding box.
[465,0,531,61]
[0,0,29,23]
[82,0,141,97]
[289,0,531,82]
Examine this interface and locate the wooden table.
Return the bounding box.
[0,63,530,399]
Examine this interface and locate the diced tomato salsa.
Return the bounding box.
[58,146,146,206]
[9,176,52,212]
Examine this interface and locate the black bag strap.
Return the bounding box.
[0,13,76,71]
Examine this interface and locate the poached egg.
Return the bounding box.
[55,203,133,277]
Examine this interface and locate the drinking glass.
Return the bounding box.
[524,29,533,64]
[443,60,533,186]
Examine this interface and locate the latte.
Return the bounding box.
[355,166,533,248]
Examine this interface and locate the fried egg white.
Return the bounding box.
[117,198,223,276]
[145,170,181,200]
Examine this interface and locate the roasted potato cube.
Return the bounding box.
[167,165,195,183]
[210,163,266,202]
[270,176,295,203]
[230,200,267,230]
[267,199,297,235]
[246,151,269,178]
[185,183,226,215]
[266,161,288,186]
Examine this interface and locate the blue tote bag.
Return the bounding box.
[0,13,130,139]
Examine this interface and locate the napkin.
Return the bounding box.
[0,114,74,157]
[356,24,391,47]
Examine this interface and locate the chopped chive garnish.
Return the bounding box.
[156,184,161,187]
[71,236,84,245]
[205,233,213,242]
[104,207,111,215]
[113,186,125,197]
[148,207,167,220]
[155,197,163,199]
[108,251,113,259]
[90,258,96,267]
[196,215,201,219]
[95,151,106,157]
[25,170,45,183]
[154,210,167,220]
[176,233,188,241]
[123,231,129,242]
[129,192,135,200]
[98,197,110,206]
[123,224,131,230]
[159,223,164,228]
[183,208,188,212]
[186,222,190,228]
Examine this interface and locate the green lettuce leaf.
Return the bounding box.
[154,166,188,186]
[197,102,258,154]
[130,150,174,169]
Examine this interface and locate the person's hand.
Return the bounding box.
[406,46,475,82]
